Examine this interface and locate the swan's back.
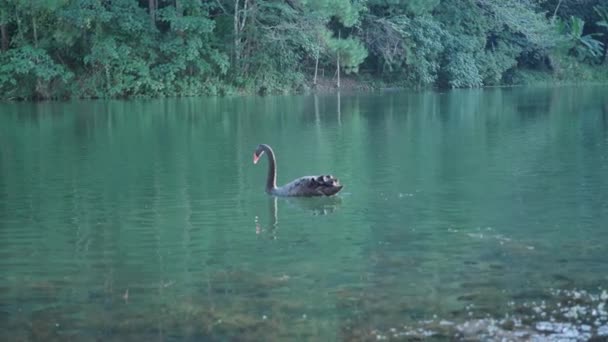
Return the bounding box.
[271,175,343,197]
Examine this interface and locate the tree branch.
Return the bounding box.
[240,0,249,31]
[214,0,228,15]
[553,0,563,21]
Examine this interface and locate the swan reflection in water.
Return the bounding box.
[254,196,342,239]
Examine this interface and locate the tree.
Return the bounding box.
[152,0,228,95]
[556,15,604,62]
[1,3,9,52]
[595,5,608,63]
[1,0,608,99]
[303,0,368,87]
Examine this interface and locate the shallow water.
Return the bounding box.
[1,86,608,341]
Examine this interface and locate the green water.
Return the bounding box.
[1,86,608,341]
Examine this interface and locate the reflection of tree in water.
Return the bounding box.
[3,87,608,341]
[603,100,608,131]
[336,86,608,340]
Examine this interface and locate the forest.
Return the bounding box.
[1,0,607,100]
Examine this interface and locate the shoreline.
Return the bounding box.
[2,76,608,103]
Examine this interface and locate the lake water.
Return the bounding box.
[1,86,608,341]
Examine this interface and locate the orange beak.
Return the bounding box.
[253,153,260,164]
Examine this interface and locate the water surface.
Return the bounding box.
[1,86,608,341]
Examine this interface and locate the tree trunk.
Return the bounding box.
[175,0,184,37]
[336,31,341,89]
[313,52,319,86]
[1,23,8,52]
[31,10,42,98]
[32,15,38,47]
[234,0,240,72]
[149,0,156,27]
[15,8,22,39]
[336,52,340,88]
[232,0,251,76]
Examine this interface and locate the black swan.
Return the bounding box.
[253,144,343,197]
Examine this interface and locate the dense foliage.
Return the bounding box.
[1,0,607,100]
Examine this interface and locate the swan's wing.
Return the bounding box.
[291,176,322,193]
[276,175,342,196]
[314,174,340,187]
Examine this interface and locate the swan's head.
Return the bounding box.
[253,144,270,164]
[253,150,264,164]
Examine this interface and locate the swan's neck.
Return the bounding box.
[264,147,277,194]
